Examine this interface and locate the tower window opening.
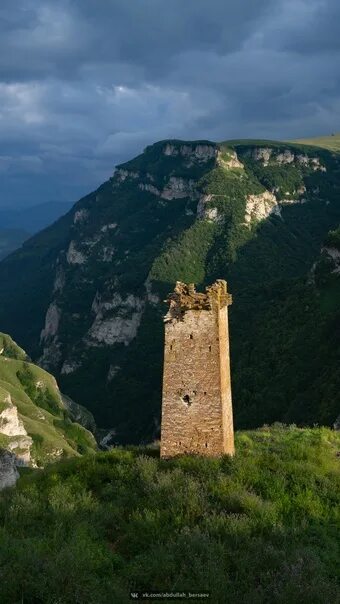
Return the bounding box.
[209,345,212,352]
[182,394,192,406]
[190,334,193,339]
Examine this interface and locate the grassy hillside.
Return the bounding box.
[291,133,340,153]
[0,426,339,603]
[0,333,96,466]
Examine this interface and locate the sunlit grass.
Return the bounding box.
[291,133,340,153]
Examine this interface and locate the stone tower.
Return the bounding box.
[160,280,234,458]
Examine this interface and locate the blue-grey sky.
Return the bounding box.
[0,0,339,207]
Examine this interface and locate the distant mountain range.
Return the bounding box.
[0,138,339,443]
[0,200,73,234]
[0,229,30,260]
[0,201,73,260]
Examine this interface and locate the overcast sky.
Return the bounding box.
[0,0,339,208]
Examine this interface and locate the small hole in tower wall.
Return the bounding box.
[190,334,193,339]
[182,394,192,406]
[209,345,212,352]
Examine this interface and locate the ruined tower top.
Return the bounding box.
[165,280,232,321]
[160,279,234,459]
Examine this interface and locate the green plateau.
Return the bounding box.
[291,132,340,153]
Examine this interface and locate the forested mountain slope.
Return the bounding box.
[0,139,339,442]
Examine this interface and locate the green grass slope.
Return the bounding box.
[0,333,96,465]
[291,133,340,153]
[0,426,338,603]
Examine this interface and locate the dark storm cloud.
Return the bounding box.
[0,0,339,207]
[0,0,271,81]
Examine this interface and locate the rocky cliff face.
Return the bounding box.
[0,450,19,490]
[0,394,33,470]
[0,139,339,442]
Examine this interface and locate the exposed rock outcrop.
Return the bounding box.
[197,194,221,222]
[101,223,117,232]
[53,266,66,294]
[106,365,120,382]
[163,142,217,162]
[115,168,140,182]
[139,183,160,196]
[217,150,244,169]
[61,393,97,434]
[101,246,115,262]
[66,241,87,265]
[0,450,19,490]
[73,209,89,224]
[252,147,273,166]
[322,246,340,274]
[251,148,327,171]
[139,177,197,201]
[244,191,279,224]
[61,359,81,375]
[145,277,160,305]
[0,398,27,437]
[161,177,197,200]
[39,340,62,370]
[87,293,144,346]
[0,395,33,486]
[40,302,61,342]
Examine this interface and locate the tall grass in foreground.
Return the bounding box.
[0,425,339,603]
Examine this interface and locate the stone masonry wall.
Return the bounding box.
[160,281,234,458]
